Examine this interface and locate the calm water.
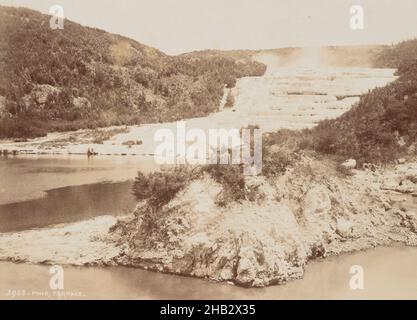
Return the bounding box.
[0,181,136,232]
[0,155,158,232]
[0,155,158,205]
[1,246,417,300]
[0,156,161,232]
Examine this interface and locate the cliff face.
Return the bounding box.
[110,158,417,287]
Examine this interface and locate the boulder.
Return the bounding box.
[336,218,353,238]
[341,159,357,170]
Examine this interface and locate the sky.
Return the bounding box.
[0,0,416,55]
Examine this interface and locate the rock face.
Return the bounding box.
[109,159,417,287]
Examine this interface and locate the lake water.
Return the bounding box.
[0,155,160,232]
[1,246,417,300]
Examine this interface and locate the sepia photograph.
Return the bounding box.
[1,0,417,305]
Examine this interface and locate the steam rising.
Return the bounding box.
[254,47,326,73]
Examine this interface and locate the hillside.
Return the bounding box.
[299,39,417,165]
[0,6,266,138]
[374,39,417,69]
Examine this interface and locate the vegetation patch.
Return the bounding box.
[133,166,193,211]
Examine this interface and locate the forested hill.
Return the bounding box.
[304,39,417,164]
[373,39,417,69]
[0,6,266,138]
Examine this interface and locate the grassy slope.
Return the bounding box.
[0,6,266,138]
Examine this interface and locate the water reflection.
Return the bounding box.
[0,155,157,205]
[0,155,157,232]
[0,181,136,232]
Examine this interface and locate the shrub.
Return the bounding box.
[201,164,246,206]
[133,166,191,210]
[261,129,302,176]
[132,163,250,210]
[262,148,295,177]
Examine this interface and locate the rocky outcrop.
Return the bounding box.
[110,179,305,287]
[108,158,417,287]
[341,159,357,170]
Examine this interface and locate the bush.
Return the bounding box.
[132,163,249,210]
[201,164,246,206]
[133,166,191,210]
[261,129,302,176]
[262,148,295,177]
